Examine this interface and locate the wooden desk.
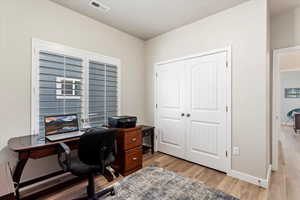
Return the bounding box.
[8,125,153,200]
[8,135,81,200]
[0,163,15,200]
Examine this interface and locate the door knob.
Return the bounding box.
[181,113,185,117]
[187,114,191,117]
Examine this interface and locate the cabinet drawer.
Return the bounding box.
[124,130,142,150]
[124,148,142,171]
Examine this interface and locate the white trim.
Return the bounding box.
[228,165,272,188]
[272,45,300,171]
[154,67,159,152]
[266,164,272,188]
[31,46,39,135]
[156,47,231,66]
[154,46,232,173]
[280,68,300,72]
[82,58,89,122]
[32,38,120,66]
[32,38,121,134]
[226,46,232,173]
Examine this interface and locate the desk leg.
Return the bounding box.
[151,131,154,154]
[13,152,29,200]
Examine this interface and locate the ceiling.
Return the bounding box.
[270,0,300,16]
[50,0,300,40]
[50,0,248,40]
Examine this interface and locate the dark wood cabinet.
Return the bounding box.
[113,126,143,176]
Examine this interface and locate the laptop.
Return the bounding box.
[44,114,84,142]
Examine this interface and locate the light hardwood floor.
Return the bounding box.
[268,126,300,200]
[267,140,286,200]
[40,152,270,200]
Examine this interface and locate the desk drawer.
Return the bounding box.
[29,143,78,159]
[30,147,57,159]
[124,147,142,172]
[124,130,142,150]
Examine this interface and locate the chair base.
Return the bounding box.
[73,173,115,200]
[74,186,115,200]
[95,186,115,200]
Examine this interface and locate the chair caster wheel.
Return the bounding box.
[110,190,116,196]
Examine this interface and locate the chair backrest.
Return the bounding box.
[78,128,117,166]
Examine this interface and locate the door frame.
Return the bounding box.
[272,45,300,171]
[154,46,232,173]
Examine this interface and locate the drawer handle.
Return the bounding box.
[131,138,137,142]
[132,157,137,161]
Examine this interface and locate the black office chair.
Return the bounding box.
[57,128,118,200]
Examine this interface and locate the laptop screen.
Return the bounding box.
[44,114,79,136]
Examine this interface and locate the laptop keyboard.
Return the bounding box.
[46,131,84,141]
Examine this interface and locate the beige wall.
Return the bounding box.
[145,0,269,178]
[271,6,300,49]
[270,5,300,170]
[279,51,300,71]
[0,0,145,181]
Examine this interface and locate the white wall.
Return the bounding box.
[145,0,269,179]
[271,6,300,50]
[0,0,145,181]
[280,71,300,124]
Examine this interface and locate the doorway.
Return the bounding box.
[272,46,300,200]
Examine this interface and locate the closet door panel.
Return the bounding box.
[185,52,228,172]
[156,61,186,158]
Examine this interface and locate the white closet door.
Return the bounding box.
[156,61,186,158]
[185,52,228,172]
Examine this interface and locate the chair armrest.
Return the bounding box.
[58,142,71,154]
[57,142,71,172]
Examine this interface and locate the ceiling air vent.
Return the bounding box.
[89,0,110,12]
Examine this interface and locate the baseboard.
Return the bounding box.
[228,165,272,188]
[266,164,272,188]
[281,122,293,126]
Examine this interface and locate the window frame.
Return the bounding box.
[32,38,121,135]
[56,77,82,99]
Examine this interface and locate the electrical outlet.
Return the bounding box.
[233,147,240,155]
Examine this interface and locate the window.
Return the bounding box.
[285,88,300,98]
[32,39,120,136]
[56,77,81,99]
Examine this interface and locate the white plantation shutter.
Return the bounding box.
[38,51,84,135]
[32,41,120,136]
[105,64,118,120]
[88,61,118,127]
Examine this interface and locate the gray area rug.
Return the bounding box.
[102,166,239,200]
